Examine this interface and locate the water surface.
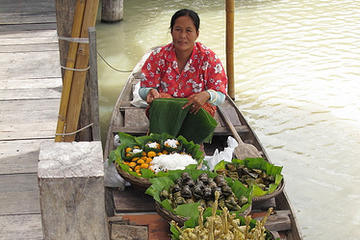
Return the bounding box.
[96,1,360,239]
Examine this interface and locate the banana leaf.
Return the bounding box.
[149,98,189,137]
[145,169,251,221]
[148,98,217,144]
[214,158,283,198]
[109,133,204,179]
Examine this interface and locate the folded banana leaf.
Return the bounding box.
[149,98,217,144]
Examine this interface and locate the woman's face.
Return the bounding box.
[171,15,199,54]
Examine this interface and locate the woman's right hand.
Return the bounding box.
[146,88,160,104]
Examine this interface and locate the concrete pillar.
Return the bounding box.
[101,0,124,23]
[38,141,109,240]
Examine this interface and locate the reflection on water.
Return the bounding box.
[96,0,360,239]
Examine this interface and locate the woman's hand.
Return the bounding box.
[182,91,210,114]
[146,88,160,104]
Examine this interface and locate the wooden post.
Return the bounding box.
[226,0,235,99]
[38,141,109,240]
[88,27,101,141]
[101,0,124,23]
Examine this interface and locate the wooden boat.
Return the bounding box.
[104,52,302,240]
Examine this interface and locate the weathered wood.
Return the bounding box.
[0,30,58,46]
[252,197,277,211]
[0,43,58,53]
[55,0,77,77]
[0,99,59,140]
[121,214,170,240]
[0,214,42,240]
[0,0,56,25]
[38,141,109,240]
[113,187,155,213]
[111,224,147,240]
[101,0,124,23]
[0,139,52,175]
[0,77,62,90]
[64,0,100,141]
[0,51,61,80]
[0,173,40,215]
[0,88,60,100]
[88,27,101,141]
[0,23,57,33]
[252,210,292,232]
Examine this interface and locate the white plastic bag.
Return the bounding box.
[205,136,238,171]
[130,82,148,108]
[104,159,126,190]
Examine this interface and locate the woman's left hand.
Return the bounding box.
[182,91,210,114]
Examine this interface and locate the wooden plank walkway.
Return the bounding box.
[0,1,60,239]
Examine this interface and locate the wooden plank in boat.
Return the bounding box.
[252,210,291,232]
[120,214,170,240]
[0,214,42,240]
[0,139,52,175]
[124,108,149,129]
[113,187,155,213]
[0,173,40,215]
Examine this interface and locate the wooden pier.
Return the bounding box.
[0,1,61,239]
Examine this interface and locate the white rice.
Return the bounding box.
[164,139,179,148]
[132,148,143,154]
[146,142,159,148]
[150,153,197,173]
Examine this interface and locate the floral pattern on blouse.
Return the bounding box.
[140,42,227,97]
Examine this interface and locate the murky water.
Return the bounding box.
[96,0,360,239]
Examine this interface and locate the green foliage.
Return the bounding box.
[215,158,283,198]
[149,98,217,144]
[109,132,204,179]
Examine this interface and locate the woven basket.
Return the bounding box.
[155,200,252,227]
[252,179,285,203]
[115,163,151,190]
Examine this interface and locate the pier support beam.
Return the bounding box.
[38,141,109,240]
[101,0,124,23]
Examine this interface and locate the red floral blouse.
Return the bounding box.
[140,42,227,98]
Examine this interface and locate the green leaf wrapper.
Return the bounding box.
[149,98,217,144]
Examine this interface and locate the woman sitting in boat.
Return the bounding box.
[139,8,228,117]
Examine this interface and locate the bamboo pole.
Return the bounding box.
[64,0,100,142]
[55,0,86,142]
[226,0,235,99]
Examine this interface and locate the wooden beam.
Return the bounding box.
[226,0,235,99]
[88,27,101,141]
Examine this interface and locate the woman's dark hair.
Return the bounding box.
[170,9,200,32]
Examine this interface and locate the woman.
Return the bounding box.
[139,9,227,116]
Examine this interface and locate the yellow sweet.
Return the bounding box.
[147,151,157,158]
[128,162,136,168]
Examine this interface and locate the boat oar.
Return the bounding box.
[217,106,261,159]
